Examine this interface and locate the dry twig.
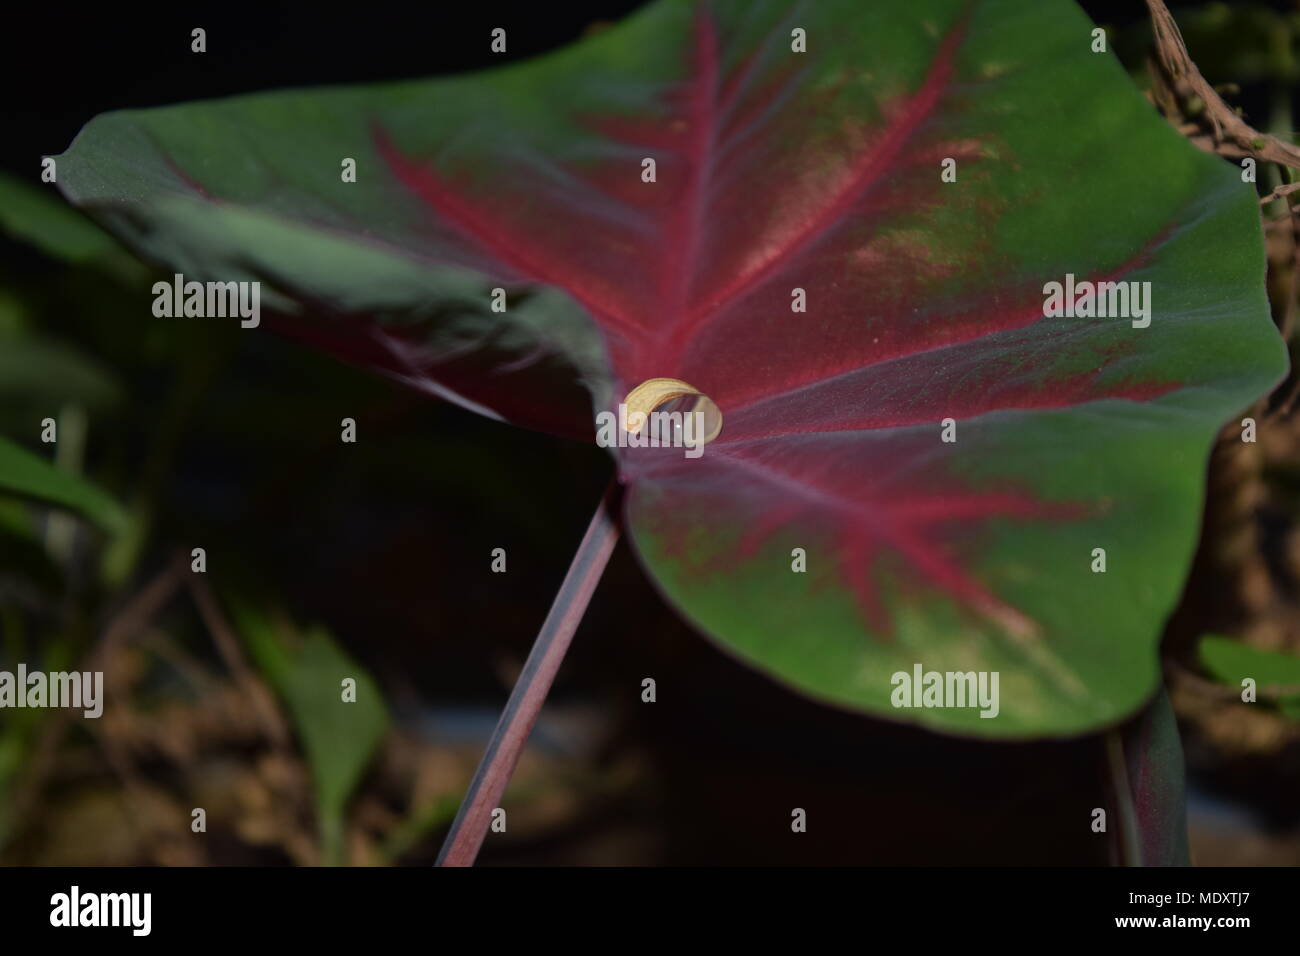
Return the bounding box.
[1146,0,1300,171]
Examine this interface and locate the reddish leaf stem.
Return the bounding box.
[436,479,621,866]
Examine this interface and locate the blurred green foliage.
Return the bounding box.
[231,599,388,864]
[1200,634,1300,718]
[0,161,606,863]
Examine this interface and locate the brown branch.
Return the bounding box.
[1146,0,1300,170]
[1260,182,1300,207]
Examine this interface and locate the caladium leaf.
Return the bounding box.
[54,0,1285,735]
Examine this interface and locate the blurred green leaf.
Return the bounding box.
[231,601,388,863]
[0,170,120,263]
[0,289,26,337]
[1199,634,1300,718]
[0,496,35,541]
[0,337,122,420]
[0,434,125,533]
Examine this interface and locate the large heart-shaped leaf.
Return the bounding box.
[54,0,1285,735]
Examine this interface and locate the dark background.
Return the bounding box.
[0,1,1230,180]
